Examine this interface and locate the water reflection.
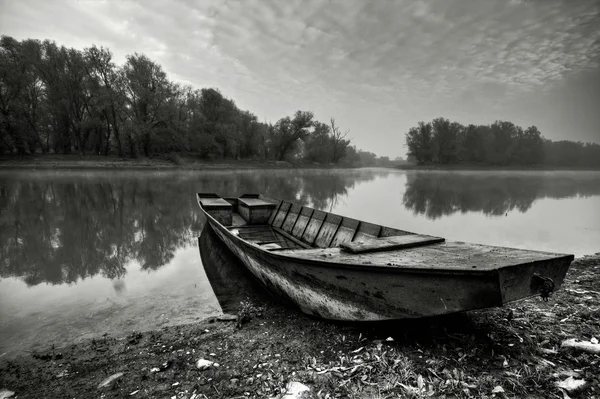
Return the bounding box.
[0,176,203,286]
[403,171,600,220]
[0,169,383,285]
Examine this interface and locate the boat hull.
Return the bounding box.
[208,218,504,320]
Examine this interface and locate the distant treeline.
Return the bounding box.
[0,35,397,167]
[405,118,600,168]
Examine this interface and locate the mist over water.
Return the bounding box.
[1,169,599,357]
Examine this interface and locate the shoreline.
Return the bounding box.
[2,155,599,172]
[0,155,364,171]
[395,163,600,172]
[1,253,598,398]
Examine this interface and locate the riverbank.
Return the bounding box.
[0,154,359,170]
[1,254,599,398]
[395,163,600,171]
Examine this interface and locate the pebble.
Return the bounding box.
[196,358,217,370]
[97,372,124,389]
[556,376,587,393]
[0,390,15,399]
[280,381,310,399]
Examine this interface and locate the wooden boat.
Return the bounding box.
[197,193,574,321]
[198,225,269,314]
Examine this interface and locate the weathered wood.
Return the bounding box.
[238,198,277,224]
[291,207,313,238]
[278,242,572,272]
[314,214,343,248]
[302,210,326,244]
[267,200,283,225]
[281,204,302,234]
[341,234,444,253]
[273,226,312,249]
[272,202,291,228]
[331,217,360,247]
[354,221,382,241]
[198,193,575,321]
[197,195,232,226]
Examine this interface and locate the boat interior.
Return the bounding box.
[198,193,573,272]
[198,193,445,254]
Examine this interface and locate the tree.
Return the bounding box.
[431,117,461,164]
[405,121,433,164]
[269,110,313,161]
[512,125,543,165]
[121,53,173,157]
[304,121,331,163]
[330,118,351,163]
[84,45,124,156]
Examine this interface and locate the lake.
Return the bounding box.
[1,168,599,358]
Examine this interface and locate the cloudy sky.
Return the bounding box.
[1,0,600,157]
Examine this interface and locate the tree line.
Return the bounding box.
[0,35,396,167]
[405,118,600,168]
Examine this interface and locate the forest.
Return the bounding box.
[405,117,600,168]
[0,35,396,167]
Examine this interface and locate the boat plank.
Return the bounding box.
[276,241,572,271]
[341,234,444,253]
[271,202,291,228]
[314,214,343,248]
[302,210,326,244]
[353,221,381,241]
[281,204,302,234]
[331,217,360,247]
[292,207,313,238]
[273,227,313,249]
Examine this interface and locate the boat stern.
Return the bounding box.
[497,254,574,304]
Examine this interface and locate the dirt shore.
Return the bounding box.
[1,254,599,399]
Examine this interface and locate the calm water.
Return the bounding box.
[1,169,599,357]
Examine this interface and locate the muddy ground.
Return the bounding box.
[1,254,598,399]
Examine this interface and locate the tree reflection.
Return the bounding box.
[403,172,600,220]
[0,169,383,285]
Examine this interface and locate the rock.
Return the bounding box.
[196,358,216,370]
[561,338,600,354]
[280,381,310,398]
[492,385,505,394]
[98,372,124,389]
[0,390,15,399]
[556,377,587,393]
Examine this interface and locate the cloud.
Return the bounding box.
[1,0,600,153]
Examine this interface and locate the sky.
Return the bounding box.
[1,0,600,158]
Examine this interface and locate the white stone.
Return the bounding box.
[0,390,15,399]
[556,376,587,393]
[196,358,216,370]
[280,381,310,398]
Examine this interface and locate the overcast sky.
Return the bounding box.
[1,0,599,157]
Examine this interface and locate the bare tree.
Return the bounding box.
[330,118,351,163]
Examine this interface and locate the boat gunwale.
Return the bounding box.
[197,194,574,275]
